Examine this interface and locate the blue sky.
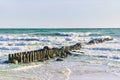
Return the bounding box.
[0,0,120,28]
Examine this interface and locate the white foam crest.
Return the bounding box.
[57,32,92,37]
[90,36,113,41]
[0,34,39,41]
[38,36,84,47]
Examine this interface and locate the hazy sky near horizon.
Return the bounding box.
[0,0,120,28]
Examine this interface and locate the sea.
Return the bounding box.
[0,28,120,80]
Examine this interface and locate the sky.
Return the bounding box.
[0,0,120,28]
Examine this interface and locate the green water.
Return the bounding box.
[0,28,119,37]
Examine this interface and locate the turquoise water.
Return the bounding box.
[0,28,119,39]
[0,28,119,35]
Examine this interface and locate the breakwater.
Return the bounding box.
[7,37,113,64]
[8,43,82,64]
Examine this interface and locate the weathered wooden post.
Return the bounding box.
[12,54,15,60]
[43,50,47,60]
[49,50,52,58]
[20,53,23,63]
[37,51,39,61]
[37,51,40,61]
[15,53,19,61]
[23,54,26,63]
[39,51,42,61]
[52,50,57,58]
[8,54,13,62]
[26,53,29,63]
[16,53,20,62]
[32,51,34,62]
[40,51,45,62]
[14,53,17,60]
[29,51,32,62]
[40,51,44,61]
[34,51,37,61]
[48,50,51,58]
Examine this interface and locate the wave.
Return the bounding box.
[55,32,101,37]
[0,32,102,42]
[32,32,101,37]
[56,32,87,36]
[0,34,39,41]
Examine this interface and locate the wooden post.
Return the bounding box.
[34,51,36,61]
[48,50,51,58]
[51,51,57,58]
[26,53,29,63]
[40,51,44,62]
[23,54,26,63]
[20,53,23,63]
[12,54,15,60]
[16,53,20,62]
[32,51,34,62]
[40,51,43,61]
[15,53,18,61]
[8,54,12,62]
[29,52,32,62]
[37,51,40,61]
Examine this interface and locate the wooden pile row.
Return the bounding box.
[8,43,82,64]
